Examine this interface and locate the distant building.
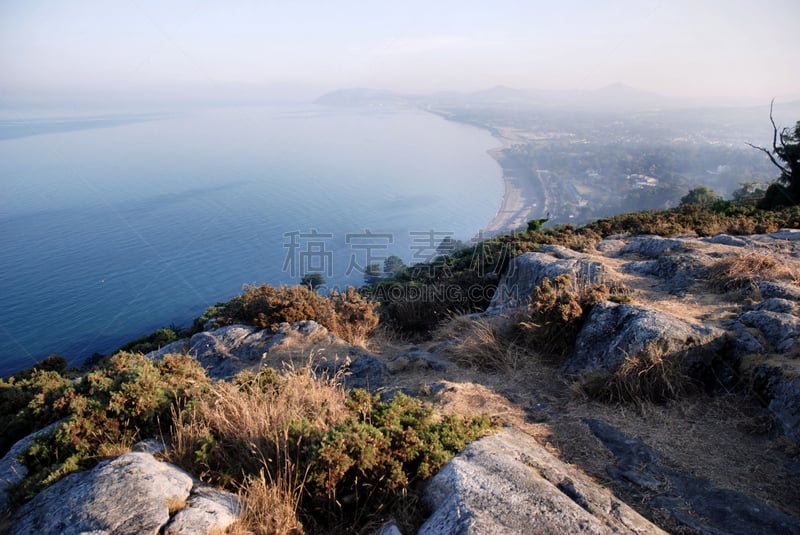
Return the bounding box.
[627,174,659,188]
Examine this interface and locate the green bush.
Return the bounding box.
[305,390,496,526]
[10,352,209,504]
[518,275,610,360]
[169,368,497,532]
[217,284,379,343]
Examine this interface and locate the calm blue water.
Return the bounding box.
[0,104,502,375]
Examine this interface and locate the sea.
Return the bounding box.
[0,104,502,375]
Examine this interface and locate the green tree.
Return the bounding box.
[383,255,406,276]
[364,263,382,284]
[526,218,549,232]
[301,272,326,291]
[680,186,720,206]
[748,101,800,208]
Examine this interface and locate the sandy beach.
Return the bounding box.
[480,130,546,237]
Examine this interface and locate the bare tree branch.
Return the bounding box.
[769,98,779,152]
[746,142,790,176]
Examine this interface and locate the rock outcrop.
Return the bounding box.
[489,248,611,310]
[586,419,800,534]
[419,427,665,534]
[564,301,726,379]
[10,452,238,535]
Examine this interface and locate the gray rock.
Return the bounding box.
[739,310,800,352]
[419,428,665,534]
[622,253,711,296]
[755,297,797,314]
[705,234,749,247]
[186,324,275,379]
[489,251,610,310]
[770,229,800,241]
[388,349,454,373]
[586,419,800,535]
[0,422,61,512]
[317,354,388,392]
[619,236,685,258]
[11,452,193,535]
[760,281,800,301]
[265,320,340,351]
[564,302,724,376]
[753,366,800,443]
[143,339,189,360]
[132,438,166,455]
[163,487,239,535]
[726,322,765,360]
[375,520,404,535]
[595,239,628,254]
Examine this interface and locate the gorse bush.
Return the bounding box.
[169,367,497,533]
[518,275,610,360]
[9,352,209,504]
[0,368,73,458]
[218,284,379,344]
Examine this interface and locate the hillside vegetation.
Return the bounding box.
[2,200,800,533]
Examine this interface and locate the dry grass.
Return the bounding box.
[166,496,188,515]
[708,250,797,292]
[168,363,349,532]
[593,346,695,404]
[438,315,537,372]
[226,470,304,535]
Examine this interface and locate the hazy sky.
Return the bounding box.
[2,0,798,105]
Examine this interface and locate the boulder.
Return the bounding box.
[143,338,189,360]
[769,229,800,241]
[752,365,800,443]
[705,234,750,247]
[618,236,685,258]
[11,452,193,535]
[317,354,389,392]
[10,452,239,535]
[739,310,800,353]
[0,422,60,512]
[489,251,610,310]
[163,487,240,535]
[564,302,725,377]
[759,281,800,302]
[418,428,665,534]
[187,325,267,379]
[622,253,711,296]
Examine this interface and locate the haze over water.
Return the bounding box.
[0,105,502,375]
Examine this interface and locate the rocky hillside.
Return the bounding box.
[2,227,800,534]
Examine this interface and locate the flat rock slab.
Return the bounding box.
[419,427,665,534]
[11,452,194,535]
[585,419,800,535]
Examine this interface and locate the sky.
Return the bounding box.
[1,0,799,107]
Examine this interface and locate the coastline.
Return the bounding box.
[480,129,545,237]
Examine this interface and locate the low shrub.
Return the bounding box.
[169,367,497,533]
[518,275,610,360]
[708,251,797,292]
[10,352,209,504]
[581,344,696,404]
[117,327,181,354]
[218,284,379,344]
[0,367,74,458]
[438,315,533,372]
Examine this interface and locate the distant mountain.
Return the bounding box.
[314,88,409,107]
[315,84,794,113]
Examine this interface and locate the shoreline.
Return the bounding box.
[479,130,545,238]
